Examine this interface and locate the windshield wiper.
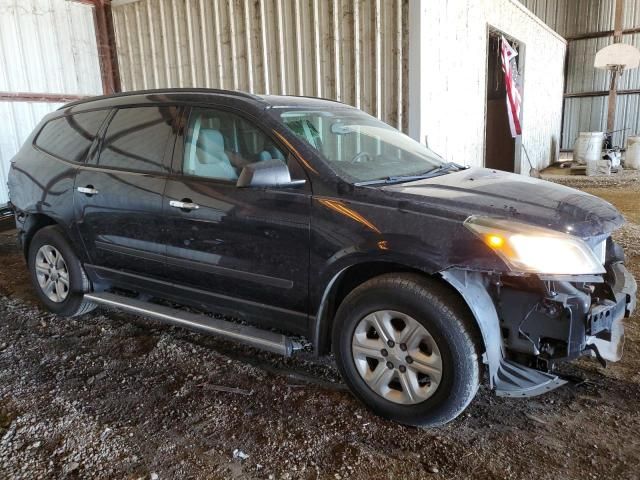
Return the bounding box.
[354,162,467,186]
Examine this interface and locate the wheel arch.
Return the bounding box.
[18,212,83,263]
[20,213,58,259]
[311,261,487,359]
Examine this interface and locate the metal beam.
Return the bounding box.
[93,0,121,94]
[0,92,87,103]
[566,26,640,42]
[564,89,640,99]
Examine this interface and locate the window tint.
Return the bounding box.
[35,110,109,163]
[183,108,286,181]
[99,106,178,173]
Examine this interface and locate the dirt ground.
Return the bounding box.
[1,171,639,480]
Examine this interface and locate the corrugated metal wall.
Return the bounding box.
[112,0,408,131]
[563,93,640,147]
[522,0,640,149]
[113,0,564,171]
[522,0,639,37]
[0,0,103,205]
[415,0,566,170]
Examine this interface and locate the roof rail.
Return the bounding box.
[59,88,263,109]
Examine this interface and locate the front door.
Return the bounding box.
[74,105,179,280]
[163,107,311,333]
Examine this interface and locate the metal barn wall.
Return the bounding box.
[411,0,566,171]
[563,93,640,148]
[563,30,640,149]
[111,0,408,131]
[522,0,640,149]
[0,0,102,205]
[521,0,640,37]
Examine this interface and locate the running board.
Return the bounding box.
[84,292,302,356]
[494,359,567,397]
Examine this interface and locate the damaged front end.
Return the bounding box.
[441,238,636,398]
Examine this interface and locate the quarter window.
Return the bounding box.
[35,110,109,163]
[183,108,286,181]
[98,106,178,173]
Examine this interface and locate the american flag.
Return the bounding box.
[500,36,522,137]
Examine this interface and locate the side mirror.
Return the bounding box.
[236,159,305,188]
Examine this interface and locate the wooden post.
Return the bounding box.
[607,68,619,132]
[93,0,121,94]
[607,0,625,132]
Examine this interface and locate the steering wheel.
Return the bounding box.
[350,151,374,164]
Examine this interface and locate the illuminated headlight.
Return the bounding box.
[464,216,606,275]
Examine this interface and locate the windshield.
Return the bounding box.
[272,107,445,183]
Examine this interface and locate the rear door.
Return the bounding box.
[162,106,311,332]
[74,105,180,280]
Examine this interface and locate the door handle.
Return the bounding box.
[77,186,99,196]
[170,199,200,211]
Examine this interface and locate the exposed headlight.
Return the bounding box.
[464,216,605,275]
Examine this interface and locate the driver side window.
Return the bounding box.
[183,108,286,181]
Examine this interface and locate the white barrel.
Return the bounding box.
[573,132,604,165]
[626,136,640,170]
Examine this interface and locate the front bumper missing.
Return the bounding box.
[442,261,637,399]
[441,269,569,398]
[586,262,637,362]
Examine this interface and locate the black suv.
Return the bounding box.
[8,89,636,426]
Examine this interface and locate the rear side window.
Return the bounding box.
[98,106,178,173]
[35,110,109,163]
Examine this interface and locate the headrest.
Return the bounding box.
[197,129,225,152]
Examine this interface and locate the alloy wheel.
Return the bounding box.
[35,245,70,303]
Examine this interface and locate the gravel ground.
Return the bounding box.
[1,173,639,479]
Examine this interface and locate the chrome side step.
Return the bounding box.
[85,292,302,356]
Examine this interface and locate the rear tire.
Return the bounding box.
[27,226,96,317]
[332,273,480,427]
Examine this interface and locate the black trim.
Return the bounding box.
[166,255,294,289]
[85,264,306,326]
[94,240,165,263]
[94,241,294,288]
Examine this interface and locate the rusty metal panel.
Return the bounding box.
[0,0,103,205]
[0,0,102,96]
[111,0,408,131]
[0,101,64,204]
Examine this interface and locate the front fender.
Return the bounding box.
[439,268,503,386]
[310,242,438,355]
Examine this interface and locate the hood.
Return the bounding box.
[380,168,624,239]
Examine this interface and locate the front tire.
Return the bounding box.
[332,273,481,427]
[28,226,96,317]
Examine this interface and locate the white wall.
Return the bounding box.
[0,0,102,205]
[409,0,566,171]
